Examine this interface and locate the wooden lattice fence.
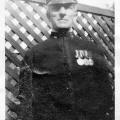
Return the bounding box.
[5,0,114,119]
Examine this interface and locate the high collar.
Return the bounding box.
[50,28,74,38]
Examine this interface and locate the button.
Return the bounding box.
[68,72,71,75]
[54,36,57,39]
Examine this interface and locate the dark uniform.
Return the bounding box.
[19,29,113,120]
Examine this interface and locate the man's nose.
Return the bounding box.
[59,13,66,18]
[59,7,66,18]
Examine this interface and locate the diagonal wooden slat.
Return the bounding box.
[73,22,91,42]
[6,80,18,96]
[6,97,20,115]
[5,33,25,57]
[102,16,114,34]
[29,2,51,27]
[82,13,114,53]
[6,1,44,43]
[6,113,16,120]
[5,65,19,82]
[12,0,50,37]
[6,18,34,48]
[76,16,114,66]
[93,15,114,44]
[5,48,21,67]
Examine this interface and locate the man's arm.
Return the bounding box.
[17,50,33,120]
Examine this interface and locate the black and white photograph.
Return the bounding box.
[2,0,116,120]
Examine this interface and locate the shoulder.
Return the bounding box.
[73,36,109,71]
[25,39,50,56]
[24,38,53,64]
[73,35,105,56]
[24,42,44,63]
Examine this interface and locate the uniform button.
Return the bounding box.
[68,72,71,75]
[54,36,57,39]
[66,87,73,93]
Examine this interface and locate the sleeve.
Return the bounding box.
[85,48,114,119]
[75,45,114,120]
[17,50,33,120]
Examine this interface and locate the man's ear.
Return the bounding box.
[44,5,51,19]
[44,5,53,28]
[74,4,78,16]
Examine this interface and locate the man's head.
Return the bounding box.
[46,0,78,30]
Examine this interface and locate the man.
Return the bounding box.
[18,0,113,120]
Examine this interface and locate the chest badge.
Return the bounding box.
[75,50,94,66]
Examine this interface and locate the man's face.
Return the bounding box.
[48,3,77,30]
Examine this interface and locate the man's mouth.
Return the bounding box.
[58,19,68,22]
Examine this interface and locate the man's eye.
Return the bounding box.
[50,3,75,11]
[51,5,61,11]
[64,3,75,9]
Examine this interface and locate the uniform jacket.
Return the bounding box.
[18,29,113,120]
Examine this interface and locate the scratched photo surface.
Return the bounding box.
[5,0,114,120]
